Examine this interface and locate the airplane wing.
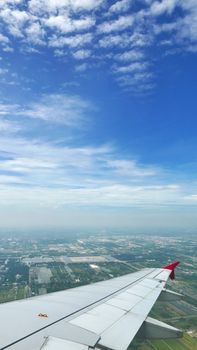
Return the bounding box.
[0,261,182,350]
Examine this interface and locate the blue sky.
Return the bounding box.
[0,0,197,230]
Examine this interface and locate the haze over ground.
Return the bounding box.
[0,0,197,230]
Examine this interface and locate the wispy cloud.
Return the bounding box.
[107,160,157,177]
[0,102,20,115]
[0,86,196,211]
[0,94,93,126]
[0,128,195,209]
[0,176,194,209]
[0,119,21,133]
[0,131,156,187]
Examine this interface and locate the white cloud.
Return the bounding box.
[117,71,153,85]
[25,21,46,45]
[0,158,58,173]
[188,194,197,201]
[0,109,195,210]
[107,159,156,177]
[45,15,95,34]
[70,0,104,11]
[108,0,132,14]
[0,102,20,115]
[0,119,21,133]
[0,180,193,209]
[176,2,197,43]
[73,49,91,59]
[150,0,177,16]
[115,67,154,93]
[0,135,113,190]
[99,32,152,49]
[98,15,134,33]
[0,130,190,209]
[1,0,197,93]
[48,33,93,48]
[54,49,65,57]
[17,94,93,125]
[75,62,88,71]
[99,33,130,48]
[0,68,9,75]
[0,175,25,185]
[0,8,31,38]
[0,0,22,7]
[153,21,178,34]
[115,49,144,61]
[114,61,149,73]
[150,1,197,46]
[0,94,93,126]
[28,0,104,14]
[3,46,14,52]
[0,33,10,43]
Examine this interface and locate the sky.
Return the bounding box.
[0,0,197,231]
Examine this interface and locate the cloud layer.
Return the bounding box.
[0,0,197,92]
[0,92,196,212]
[0,132,195,209]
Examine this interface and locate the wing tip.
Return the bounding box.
[163,261,180,280]
[163,261,180,270]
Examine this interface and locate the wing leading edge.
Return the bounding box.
[0,262,182,350]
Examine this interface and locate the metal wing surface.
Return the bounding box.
[0,262,182,350]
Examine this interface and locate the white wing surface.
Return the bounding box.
[0,262,182,350]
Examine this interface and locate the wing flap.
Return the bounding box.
[138,317,183,339]
[68,275,165,350]
[41,336,88,350]
[49,322,100,347]
[99,313,144,350]
[106,292,142,311]
[70,304,125,334]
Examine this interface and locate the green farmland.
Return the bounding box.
[129,333,197,350]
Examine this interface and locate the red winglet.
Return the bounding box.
[163,261,180,280]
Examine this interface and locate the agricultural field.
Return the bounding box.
[130,334,197,350]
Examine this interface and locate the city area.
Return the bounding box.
[0,231,196,350]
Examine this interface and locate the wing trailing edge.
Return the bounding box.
[158,288,183,302]
[138,317,183,340]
